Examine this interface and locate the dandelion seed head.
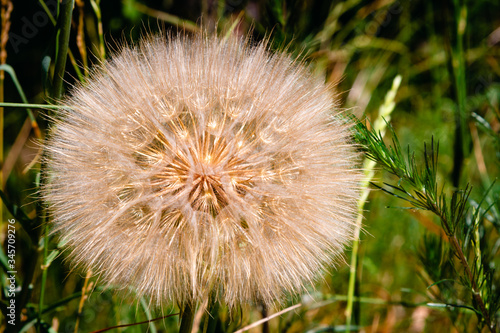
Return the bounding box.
[42,33,362,308]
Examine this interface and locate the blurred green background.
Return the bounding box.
[0,0,499,332]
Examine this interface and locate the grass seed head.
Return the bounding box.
[42,33,362,308]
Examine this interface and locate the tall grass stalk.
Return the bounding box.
[130,1,200,33]
[53,0,75,100]
[90,0,106,60]
[345,75,401,331]
[451,0,469,187]
[140,297,158,333]
[38,0,84,81]
[74,269,93,333]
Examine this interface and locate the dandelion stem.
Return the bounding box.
[179,303,196,333]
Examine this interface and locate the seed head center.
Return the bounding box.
[189,164,228,213]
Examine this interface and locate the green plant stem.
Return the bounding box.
[0,102,63,109]
[0,65,42,138]
[450,235,495,332]
[39,0,84,80]
[315,295,481,314]
[439,203,495,330]
[345,165,369,331]
[53,0,75,100]
[41,292,82,315]
[38,0,56,24]
[179,303,196,333]
[426,199,494,331]
[140,297,158,333]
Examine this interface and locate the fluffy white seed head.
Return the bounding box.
[42,33,362,308]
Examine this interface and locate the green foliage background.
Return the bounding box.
[0,0,499,332]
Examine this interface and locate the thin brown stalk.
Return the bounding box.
[89,313,180,333]
[234,303,302,333]
[449,235,495,332]
[74,269,93,333]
